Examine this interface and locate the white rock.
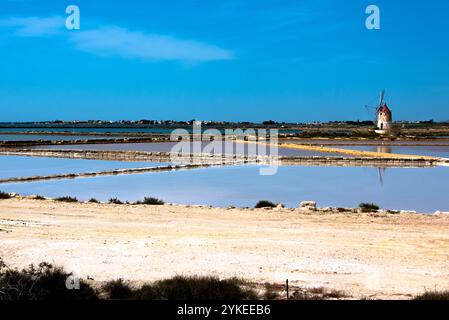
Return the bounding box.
[299,201,317,211]
[400,210,417,214]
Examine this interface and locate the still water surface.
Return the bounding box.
[1,165,447,212]
[0,134,118,141]
[0,156,167,179]
[0,127,300,134]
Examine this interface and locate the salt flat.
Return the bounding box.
[1,198,449,299]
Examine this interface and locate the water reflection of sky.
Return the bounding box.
[0,156,167,179]
[1,165,448,212]
[0,128,300,134]
[0,134,117,141]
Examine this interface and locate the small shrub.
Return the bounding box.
[108,198,123,205]
[102,279,134,300]
[291,290,323,300]
[33,195,46,200]
[88,198,99,203]
[55,196,78,203]
[263,283,279,300]
[255,200,276,209]
[290,287,348,300]
[323,289,348,299]
[0,262,97,300]
[0,191,11,200]
[387,210,400,214]
[359,202,380,212]
[414,290,449,300]
[308,287,325,295]
[136,276,258,300]
[134,197,164,205]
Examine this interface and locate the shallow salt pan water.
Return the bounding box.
[0,133,121,141]
[0,156,168,179]
[0,127,300,134]
[1,165,448,212]
[0,134,119,141]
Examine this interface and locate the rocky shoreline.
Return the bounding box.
[2,192,448,215]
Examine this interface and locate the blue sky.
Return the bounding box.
[0,0,448,122]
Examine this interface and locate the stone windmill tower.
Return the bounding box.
[366,90,394,135]
[375,90,392,133]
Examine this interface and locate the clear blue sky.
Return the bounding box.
[0,0,448,122]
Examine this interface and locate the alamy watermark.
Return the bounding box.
[65,5,80,30]
[62,4,380,32]
[56,3,381,177]
[65,274,80,290]
[366,5,381,30]
[169,122,280,176]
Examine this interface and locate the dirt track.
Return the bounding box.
[1,198,449,299]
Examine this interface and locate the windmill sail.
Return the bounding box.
[378,90,385,109]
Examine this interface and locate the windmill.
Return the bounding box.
[364,90,391,185]
[365,90,393,133]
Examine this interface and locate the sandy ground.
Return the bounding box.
[1,198,449,299]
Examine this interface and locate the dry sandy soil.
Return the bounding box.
[1,198,449,299]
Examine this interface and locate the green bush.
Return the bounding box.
[134,197,165,205]
[255,200,277,208]
[414,290,449,300]
[103,275,257,300]
[387,210,400,214]
[137,276,257,300]
[290,287,347,300]
[88,198,100,203]
[1,259,354,300]
[0,191,11,200]
[359,203,380,212]
[0,262,97,300]
[263,283,279,300]
[102,279,134,300]
[55,196,78,203]
[108,198,123,204]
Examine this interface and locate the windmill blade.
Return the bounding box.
[378,90,385,107]
[364,105,379,124]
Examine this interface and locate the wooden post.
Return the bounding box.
[286,279,289,300]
